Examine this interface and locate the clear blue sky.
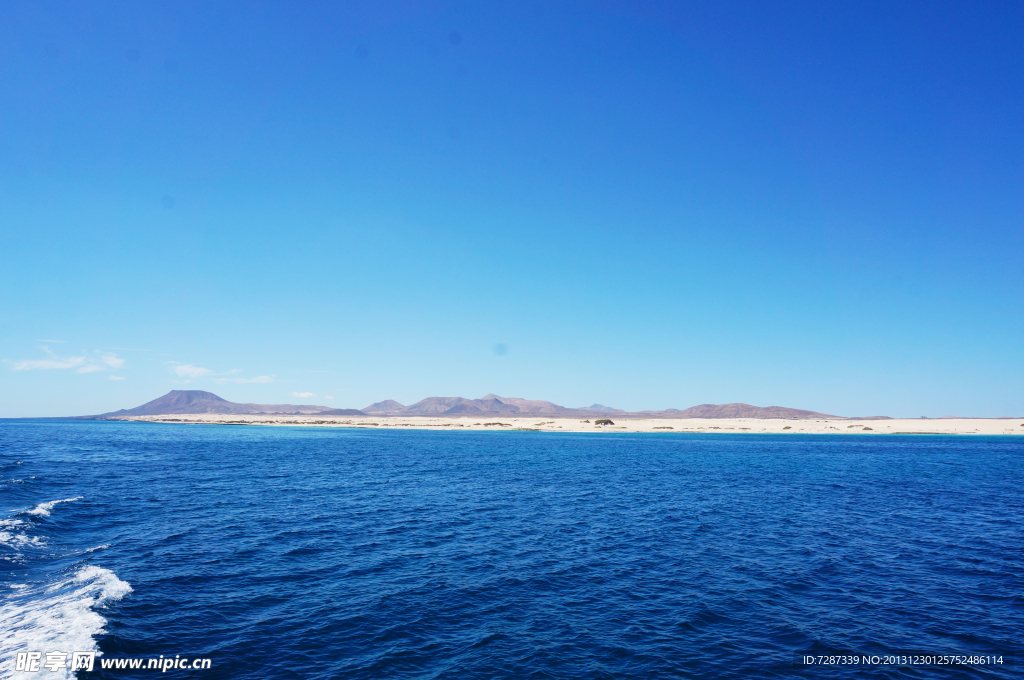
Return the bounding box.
[2,1,1022,418]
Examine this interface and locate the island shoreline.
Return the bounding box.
[90,414,1024,436]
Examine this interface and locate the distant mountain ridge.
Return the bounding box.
[360,394,590,416]
[359,395,840,419]
[95,390,855,419]
[651,403,839,419]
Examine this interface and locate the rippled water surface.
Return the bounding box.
[2,421,1021,679]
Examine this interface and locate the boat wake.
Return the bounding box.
[1,498,130,679]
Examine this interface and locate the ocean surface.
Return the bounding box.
[1,420,1021,679]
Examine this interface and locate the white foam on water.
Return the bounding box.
[25,498,83,518]
[0,532,45,549]
[0,520,45,551]
[0,566,132,679]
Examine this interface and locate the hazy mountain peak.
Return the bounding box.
[574,404,622,413]
[670,403,839,419]
[362,399,405,414]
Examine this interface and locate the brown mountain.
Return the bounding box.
[96,390,334,416]
[366,395,570,417]
[480,394,598,415]
[398,397,479,415]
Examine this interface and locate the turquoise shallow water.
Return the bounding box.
[2,420,1021,679]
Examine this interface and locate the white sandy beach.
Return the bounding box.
[103,414,1024,435]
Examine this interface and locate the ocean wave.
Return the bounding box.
[25,497,83,518]
[0,566,132,679]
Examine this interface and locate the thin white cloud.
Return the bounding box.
[10,347,124,374]
[36,339,66,343]
[101,354,125,369]
[174,364,212,378]
[13,357,86,371]
[291,391,315,398]
[325,395,334,400]
[109,376,126,381]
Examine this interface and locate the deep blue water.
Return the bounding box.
[1,420,1021,679]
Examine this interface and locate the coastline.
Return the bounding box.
[94,414,1024,435]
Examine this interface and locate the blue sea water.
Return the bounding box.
[1,420,1021,679]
